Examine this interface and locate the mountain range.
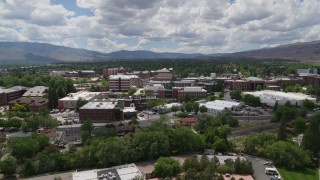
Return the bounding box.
[0,41,320,64]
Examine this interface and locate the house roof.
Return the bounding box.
[181,117,196,123]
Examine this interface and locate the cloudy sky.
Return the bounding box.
[0,0,320,54]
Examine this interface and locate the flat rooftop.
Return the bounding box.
[244,90,316,101]
[59,91,101,101]
[72,163,142,180]
[109,75,138,80]
[80,101,118,110]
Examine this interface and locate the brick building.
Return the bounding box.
[144,84,166,99]
[225,77,265,91]
[109,75,141,92]
[0,86,27,106]
[58,91,102,109]
[103,67,132,78]
[79,101,123,123]
[153,68,176,81]
[173,87,207,102]
[8,97,49,112]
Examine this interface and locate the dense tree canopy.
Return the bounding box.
[154,157,181,178]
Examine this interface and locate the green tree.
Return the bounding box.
[0,155,17,177]
[184,102,193,113]
[273,100,279,112]
[266,141,311,169]
[244,132,276,156]
[183,156,199,171]
[193,102,200,114]
[21,159,37,177]
[277,113,288,141]
[128,87,137,96]
[76,98,88,112]
[171,106,179,114]
[294,117,306,134]
[230,89,242,100]
[199,105,208,113]
[301,99,316,110]
[154,157,182,178]
[129,117,139,130]
[302,113,320,160]
[243,94,261,107]
[9,137,40,160]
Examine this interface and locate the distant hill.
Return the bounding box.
[226,41,320,63]
[0,42,206,64]
[108,50,205,59]
[0,42,110,64]
[1,41,320,64]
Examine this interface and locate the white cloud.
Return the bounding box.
[1,0,320,53]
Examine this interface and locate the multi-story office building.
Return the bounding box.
[173,86,207,102]
[0,86,27,106]
[109,75,141,92]
[79,101,123,123]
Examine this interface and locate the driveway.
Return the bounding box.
[245,155,273,180]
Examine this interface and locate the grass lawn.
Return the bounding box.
[277,167,319,180]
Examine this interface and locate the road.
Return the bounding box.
[245,155,273,180]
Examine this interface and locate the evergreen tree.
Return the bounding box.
[277,113,288,141]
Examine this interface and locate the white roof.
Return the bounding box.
[144,84,165,91]
[80,101,118,110]
[200,100,241,111]
[73,169,98,180]
[243,90,316,101]
[109,75,138,80]
[59,91,101,101]
[72,164,142,180]
[116,165,142,180]
[156,68,171,73]
[22,86,48,97]
[163,103,182,109]
[183,86,207,92]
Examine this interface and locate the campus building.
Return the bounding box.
[8,97,49,112]
[199,100,241,114]
[58,91,102,109]
[152,68,176,81]
[22,86,48,97]
[103,67,132,78]
[79,101,123,123]
[173,86,207,102]
[243,90,317,107]
[225,77,265,91]
[109,75,141,92]
[0,86,27,106]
